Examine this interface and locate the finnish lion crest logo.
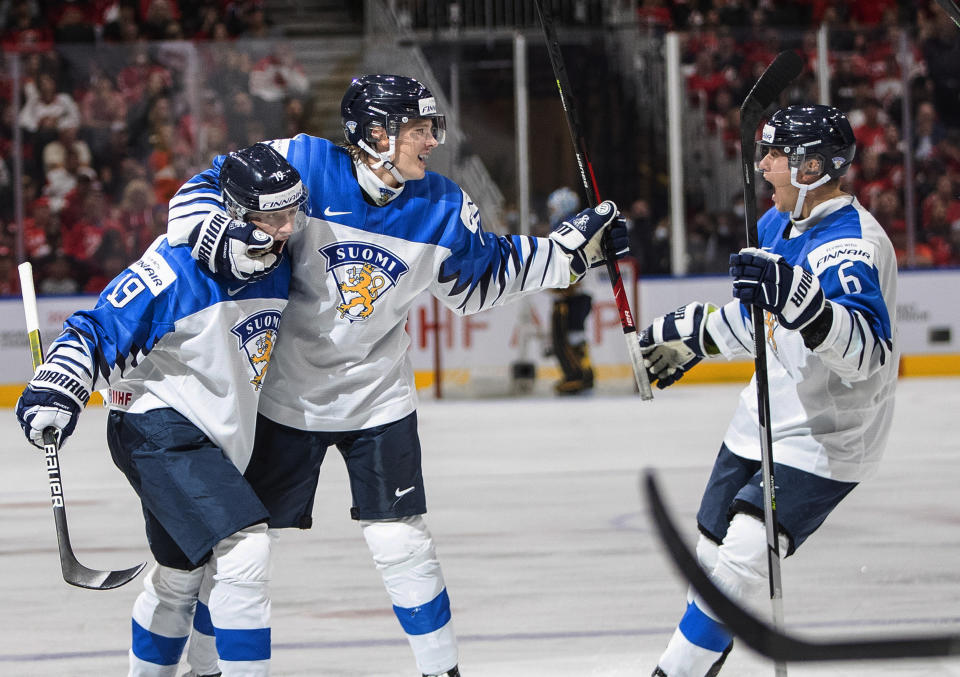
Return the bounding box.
[320,242,409,322]
[231,310,282,390]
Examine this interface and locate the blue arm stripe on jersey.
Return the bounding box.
[520,236,537,289]
[170,194,222,210]
[539,241,555,287]
[852,316,867,370]
[49,351,92,380]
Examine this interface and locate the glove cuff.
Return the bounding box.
[30,363,90,409]
[550,239,587,283]
[190,212,231,275]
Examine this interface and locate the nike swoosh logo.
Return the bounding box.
[324,207,351,217]
[227,285,247,296]
[394,486,415,498]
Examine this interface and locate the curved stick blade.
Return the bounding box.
[63,557,147,590]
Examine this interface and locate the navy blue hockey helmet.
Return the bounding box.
[220,142,307,222]
[341,74,447,149]
[757,104,857,181]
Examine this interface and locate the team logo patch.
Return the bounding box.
[319,242,409,322]
[231,310,282,390]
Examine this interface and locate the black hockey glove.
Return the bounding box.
[188,212,281,284]
[730,247,825,330]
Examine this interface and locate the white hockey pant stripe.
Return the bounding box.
[208,523,275,677]
[362,516,458,675]
[129,563,205,677]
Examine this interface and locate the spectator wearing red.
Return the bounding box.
[852,149,893,211]
[0,246,20,295]
[249,43,309,104]
[117,178,156,255]
[922,176,960,230]
[63,184,124,264]
[874,189,906,235]
[848,0,898,27]
[23,196,61,260]
[80,75,128,158]
[686,50,728,106]
[852,99,887,154]
[117,46,173,107]
[2,0,53,49]
[636,0,672,30]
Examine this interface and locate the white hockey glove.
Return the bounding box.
[548,200,622,282]
[638,302,718,389]
[188,212,281,284]
[729,247,825,330]
[16,362,90,449]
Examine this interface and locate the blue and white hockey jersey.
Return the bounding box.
[705,196,898,482]
[168,135,572,431]
[47,237,290,470]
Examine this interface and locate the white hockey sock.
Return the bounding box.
[362,517,458,675]
[129,563,204,677]
[186,560,219,676]
[208,524,275,677]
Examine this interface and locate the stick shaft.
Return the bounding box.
[533,0,652,399]
[738,51,803,676]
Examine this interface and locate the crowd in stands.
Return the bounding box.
[1,1,958,297]
[630,0,960,274]
[0,0,311,295]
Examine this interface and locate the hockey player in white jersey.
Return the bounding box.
[641,105,898,676]
[16,143,307,677]
[166,74,627,676]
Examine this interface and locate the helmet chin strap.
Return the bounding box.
[788,166,832,219]
[359,136,406,185]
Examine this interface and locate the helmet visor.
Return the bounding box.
[247,205,307,239]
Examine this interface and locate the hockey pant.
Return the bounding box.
[362,516,458,675]
[130,524,275,677]
[657,514,788,676]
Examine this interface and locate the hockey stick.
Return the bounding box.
[643,469,960,661]
[738,51,804,671]
[533,0,653,401]
[934,0,960,28]
[18,262,146,590]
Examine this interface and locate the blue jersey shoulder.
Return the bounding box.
[282,134,467,247]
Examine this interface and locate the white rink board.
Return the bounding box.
[0,268,956,384]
